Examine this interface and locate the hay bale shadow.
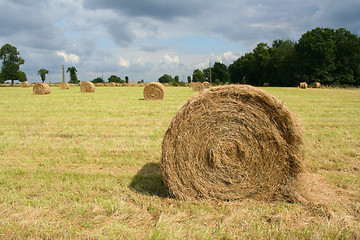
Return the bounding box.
[129,162,170,198]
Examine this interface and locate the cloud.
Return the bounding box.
[164,54,179,64]
[56,51,80,64]
[118,56,130,67]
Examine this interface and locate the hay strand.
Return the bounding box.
[161,84,303,201]
[33,83,51,95]
[59,81,70,89]
[312,82,321,88]
[80,81,95,93]
[21,81,31,88]
[299,82,308,89]
[143,82,165,100]
[203,81,211,89]
[191,82,204,92]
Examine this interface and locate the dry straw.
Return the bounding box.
[299,82,308,89]
[33,83,51,95]
[21,81,31,88]
[107,82,116,87]
[143,82,165,100]
[161,84,303,201]
[59,81,70,89]
[191,82,204,91]
[80,81,95,93]
[312,82,321,88]
[203,81,211,89]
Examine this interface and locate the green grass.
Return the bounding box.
[0,86,359,239]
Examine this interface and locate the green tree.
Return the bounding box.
[18,71,27,82]
[108,75,124,83]
[158,74,173,83]
[192,69,205,82]
[67,67,79,83]
[125,76,129,83]
[212,62,229,84]
[92,77,104,83]
[295,27,336,85]
[0,43,25,85]
[187,76,191,83]
[266,40,298,86]
[37,68,49,83]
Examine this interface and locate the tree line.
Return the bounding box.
[182,27,360,87]
[2,27,360,87]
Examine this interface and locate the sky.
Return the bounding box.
[1,0,360,83]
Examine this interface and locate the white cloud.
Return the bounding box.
[164,54,179,64]
[118,56,130,67]
[56,51,79,64]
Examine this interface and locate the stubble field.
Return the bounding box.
[0,85,359,239]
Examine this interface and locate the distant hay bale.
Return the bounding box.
[21,81,31,88]
[33,83,51,95]
[161,84,303,201]
[299,82,308,89]
[312,82,321,88]
[80,81,95,93]
[191,82,204,92]
[107,82,116,87]
[143,82,165,100]
[203,81,211,89]
[263,82,269,87]
[59,81,70,89]
[95,83,104,86]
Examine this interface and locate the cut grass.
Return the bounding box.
[0,85,359,239]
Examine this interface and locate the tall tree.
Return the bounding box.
[295,27,336,85]
[158,74,173,83]
[37,68,49,83]
[108,75,123,83]
[67,67,79,83]
[0,43,25,85]
[18,71,27,82]
[212,62,229,84]
[192,69,205,82]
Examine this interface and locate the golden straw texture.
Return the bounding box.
[143,82,165,100]
[59,81,70,89]
[80,81,95,93]
[299,82,308,89]
[161,84,303,201]
[21,81,31,88]
[33,83,51,95]
[312,82,321,88]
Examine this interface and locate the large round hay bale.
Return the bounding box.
[191,82,204,92]
[299,82,308,89]
[203,81,211,89]
[161,84,303,201]
[21,81,31,88]
[59,81,70,89]
[312,82,321,88]
[143,82,165,100]
[33,83,51,95]
[80,81,95,93]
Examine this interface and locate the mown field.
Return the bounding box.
[0,85,359,239]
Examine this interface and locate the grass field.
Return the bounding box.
[0,85,359,239]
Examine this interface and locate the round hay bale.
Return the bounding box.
[21,81,31,88]
[59,81,70,89]
[80,81,95,93]
[189,82,195,88]
[299,82,308,89]
[143,82,165,100]
[203,81,211,89]
[311,82,321,88]
[263,82,269,87]
[107,82,116,87]
[33,83,51,95]
[191,82,204,92]
[161,84,303,201]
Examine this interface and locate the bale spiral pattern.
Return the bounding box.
[161,84,303,201]
[33,83,51,95]
[143,82,165,100]
[80,81,95,93]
